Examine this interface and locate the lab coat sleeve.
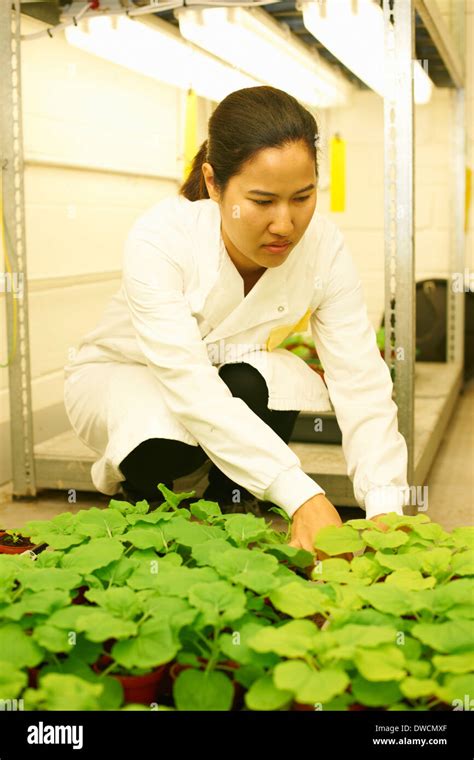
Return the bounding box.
[122,232,324,517]
[310,226,410,519]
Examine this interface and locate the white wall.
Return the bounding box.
[316,84,462,329]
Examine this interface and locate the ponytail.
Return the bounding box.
[179,139,210,201]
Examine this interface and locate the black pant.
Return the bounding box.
[119,362,300,503]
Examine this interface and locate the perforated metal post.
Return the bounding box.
[0,2,36,496]
[383,0,416,493]
[447,88,465,367]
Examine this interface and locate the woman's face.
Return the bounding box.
[202,140,317,278]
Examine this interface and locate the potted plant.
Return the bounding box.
[1,485,472,712]
[0,529,39,555]
[241,514,474,711]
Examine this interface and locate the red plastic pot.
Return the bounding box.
[92,657,168,705]
[0,535,37,554]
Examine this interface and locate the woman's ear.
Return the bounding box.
[202,162,220,203]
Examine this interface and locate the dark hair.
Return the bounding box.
[179,86,319,202]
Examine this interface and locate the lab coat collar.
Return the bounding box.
[198,201,293,343]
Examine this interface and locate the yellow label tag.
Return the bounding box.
[466,166,472,233]
[330,134,346,213]
[266,308,312,352]
[182,88,198,183]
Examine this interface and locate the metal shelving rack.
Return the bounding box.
[0,1,466,509]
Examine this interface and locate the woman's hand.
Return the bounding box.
[288,493,352,562]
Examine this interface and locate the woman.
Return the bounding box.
[63,86,409,556]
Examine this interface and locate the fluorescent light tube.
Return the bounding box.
[301,0,433,104]
[175,6,352,108]
[65,14,259,102]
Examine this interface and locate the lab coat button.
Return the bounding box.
[277,306,285,312]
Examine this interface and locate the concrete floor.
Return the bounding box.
[0,378,472,535]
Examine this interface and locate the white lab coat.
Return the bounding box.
[63,194,409,518]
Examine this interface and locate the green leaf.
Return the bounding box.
[61,538,124,573]
[263,544,314,569]
[173,668,234,711]
[189,499,222,521]
[247,620,317,658]
[127,563,219,594]
[138,593,193,626]
[94,556,140,585]
[47,605,99,630]
[39,655,123,710]
[374,550,422,572]
[345,518,382,530]
[449,527,474,550]
[108,498,149,516]
[429,578,474,615]
[436,674,474,706]
[73,507,128,538]
[451,550,474,577]
[119,527,166,551]
[23,673,103,711]
[362,529,409,550]
[84,587,142,619]
[22,512,85,549]
[191,539,235,567]
[126,511,180,526]
[273,660,349,704]
[406,659,432,679]
[219,622,278,668]
[350,555,383,582]
[76,610,138,642]
[163,517,227,547]
[412,620,474,653]
[157,484,197,510]
[268,581,331,618]
[400,677,438,699]
[112,620,178,669]
[362,514,430,530]
[330,624,399,649]
[222,514,269,546]
[351,674,403,707]
[384,568,436,590]
[34,550,64,568]
[32,624,77,653]
[15,567,82,592]
[353,645,406,681]
[313,558,352,584]
[420,548,453,576]
[188,582,247,625]
[330,608,401,630]
[0,662,28,699]
[314,525,365,556]
[3,589,71,621]
[0,623,44,668]
[432,652,474,674]
[410,522,450,543]
[356,585,422,616]
[213,547,280,594]
[244,674,292,711]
